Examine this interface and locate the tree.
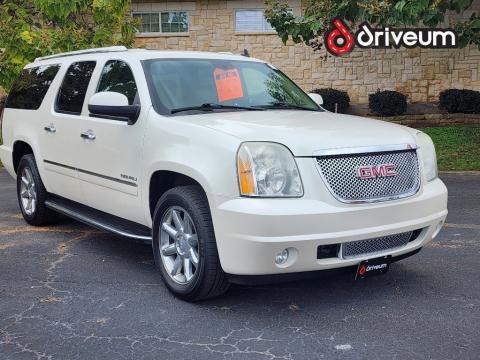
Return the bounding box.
[0,0,136,91]
[265,0,480,52]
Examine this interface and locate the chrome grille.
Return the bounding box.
[341,231,413,259]
[315,149,420,203]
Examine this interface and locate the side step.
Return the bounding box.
[45,195,152,243]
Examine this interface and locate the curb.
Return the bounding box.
[439,171,480,175]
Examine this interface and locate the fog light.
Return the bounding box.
[275,249,289,265]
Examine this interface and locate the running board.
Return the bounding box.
[45,195,152,243]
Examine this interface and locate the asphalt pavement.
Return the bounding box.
[0,169,479,360]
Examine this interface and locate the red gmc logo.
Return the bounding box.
[357,164,398,180]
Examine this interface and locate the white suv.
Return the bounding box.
[0,46,448,300]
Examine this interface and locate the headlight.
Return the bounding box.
[237,142,303,197]
[416,132,438,181]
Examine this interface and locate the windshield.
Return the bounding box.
[142,58,321,115]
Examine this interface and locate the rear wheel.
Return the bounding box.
[16,154,58,226]
[152,186,229,301]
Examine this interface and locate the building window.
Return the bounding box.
[161,12,189,33]
[133,11,188,34]
[235,9,274,33]
[134,13,160,33]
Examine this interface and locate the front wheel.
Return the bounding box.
[152,186,229,301]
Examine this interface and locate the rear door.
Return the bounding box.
[40,61,96,202]
[3,64,60,178]
[73,59,147,225]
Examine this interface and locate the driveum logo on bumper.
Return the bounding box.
[324,18,458,56]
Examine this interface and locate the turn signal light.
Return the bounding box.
[238,156,256,195]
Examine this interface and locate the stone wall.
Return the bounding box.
[133,0,480,104]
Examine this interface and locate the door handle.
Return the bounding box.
[80,130,96,140]
[44,124,56,133]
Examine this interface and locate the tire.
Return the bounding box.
[16,154,58,226]
[152,185,230,301]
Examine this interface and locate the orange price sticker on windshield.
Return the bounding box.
[213,67,244,102]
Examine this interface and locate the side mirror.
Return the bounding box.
[308,93,324,106]
[88,92,140,125]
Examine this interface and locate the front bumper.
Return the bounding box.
[212,177,448,275]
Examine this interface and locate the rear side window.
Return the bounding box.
[97,60,138,105]
[6,65,60,110]
[56,61,96,115]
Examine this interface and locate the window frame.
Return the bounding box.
[234,9,275,34]
[5,64,61,111]
[132,11,189,35]
[141,58,321,117]
[91,59,140,123]
[54,60,97,116]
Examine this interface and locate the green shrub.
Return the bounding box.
[439,89,480,114]
[369,90,407,116]
[311,88,350,113]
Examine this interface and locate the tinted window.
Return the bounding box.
[6,65,60,110]
[56,61,96,114]
[97,61,138,105]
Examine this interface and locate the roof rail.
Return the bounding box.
[34,46,128,62]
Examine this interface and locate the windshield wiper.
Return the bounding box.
[170,103,264,114]
[259,102,320,111]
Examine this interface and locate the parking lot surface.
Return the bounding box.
[0,169,479,360]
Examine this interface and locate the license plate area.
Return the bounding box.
[355,256,391,280]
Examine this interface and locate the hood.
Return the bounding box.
[177,110,417,156]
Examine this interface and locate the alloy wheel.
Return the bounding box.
[159,206,200,285]
[20,167,37,216]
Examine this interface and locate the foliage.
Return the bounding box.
[369,90,407,116]
[311,88,350,113]
[0,0,136,91]
[421,126,480,170]
[0,94,5,148]
[265,0,480,51]
[439,89,480,114]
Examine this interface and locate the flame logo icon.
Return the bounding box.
[359,264,366,276]
[325,18,355,56]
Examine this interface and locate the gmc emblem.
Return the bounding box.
[357,164,398,180]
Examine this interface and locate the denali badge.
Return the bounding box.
[357,164,397,180]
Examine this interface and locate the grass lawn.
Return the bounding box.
[420,125,480,171]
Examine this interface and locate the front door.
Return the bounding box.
[74,59,147,225]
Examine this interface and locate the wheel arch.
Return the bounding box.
[12,140,34,174]
[148,169,211,218]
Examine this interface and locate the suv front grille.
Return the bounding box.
[341,231,416,259]
[315,149,420,203]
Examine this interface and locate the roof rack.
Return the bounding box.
[34,46,127,62]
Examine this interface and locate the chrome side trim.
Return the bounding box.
[313,143,417,157]
[45,200,152,242]
[44,159,137,187]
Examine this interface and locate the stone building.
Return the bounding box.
[132,0,480,105]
